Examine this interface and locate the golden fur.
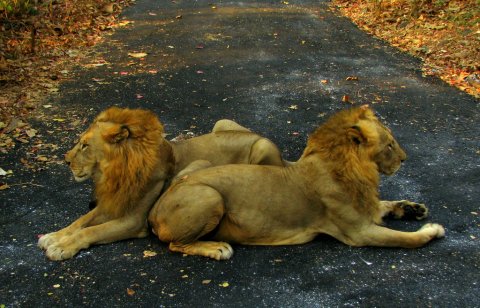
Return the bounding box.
[149,106,444,260]
[38,107,285,260]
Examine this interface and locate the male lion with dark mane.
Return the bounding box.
[38,107,285,260]
[148,106,445,260]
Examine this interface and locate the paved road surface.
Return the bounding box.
[1,0,479,306]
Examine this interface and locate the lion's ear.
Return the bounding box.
[347,125,366,145]
[103,124,130,143]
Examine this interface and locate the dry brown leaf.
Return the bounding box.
[126,288,135,296]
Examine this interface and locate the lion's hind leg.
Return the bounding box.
[149,183,231,260]
[249,138,285,166]
[212,119,251,133]
[380,200,428,220]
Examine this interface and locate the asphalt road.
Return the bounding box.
[1,0,479,307]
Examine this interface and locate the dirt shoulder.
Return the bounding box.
[332,0,479,99]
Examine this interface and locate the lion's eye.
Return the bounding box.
[80,143,89,150]
[387,143,393,150]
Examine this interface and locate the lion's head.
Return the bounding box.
[303,105,406,182]
[65,107,166,207]
[301,106,406,221]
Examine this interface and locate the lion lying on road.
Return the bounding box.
[38,107,284,260]
[148,106,445,260]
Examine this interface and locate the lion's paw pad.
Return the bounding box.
[399,201,429,220]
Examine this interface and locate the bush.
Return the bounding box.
[0,0,37,18]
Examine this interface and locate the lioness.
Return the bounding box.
[148,106,445,260]
[38,107,284,260]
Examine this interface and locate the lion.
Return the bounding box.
[148,106,445,260]
[38,107,285,260]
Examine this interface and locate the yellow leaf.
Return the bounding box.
[143,250,157,258]
[128,52,148,58]
[219,282,229,287]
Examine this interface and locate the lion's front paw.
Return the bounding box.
[420,223,445,239]
[45,241,81,261]
[38,232,61,250]
[390,200,428,220]
[400,200,428,220]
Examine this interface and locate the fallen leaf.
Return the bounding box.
[346,76,359,81]
[196,70,204,74]
[16,137,29,143]
[219,282,229,287]
[26,129,37,138]
[36,156,48,162]
[53,118,65,122]
[195,43,205,49]
[126,288,135,296]
[117,20,132,27]
[143,250,157,258]
[128,52,148,58]
[321,79,329,84]
[342,95,351,103]
[288,105,298,110]
[202,280,212,284]
[0,183,9,190]
[0,169,13,176]
[53,284,60,288]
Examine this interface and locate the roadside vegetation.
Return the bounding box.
[332,0,479,98]
[0,0,132,123]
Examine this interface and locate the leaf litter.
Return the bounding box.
[332,0,479,98]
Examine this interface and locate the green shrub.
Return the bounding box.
[0,0,37,18]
